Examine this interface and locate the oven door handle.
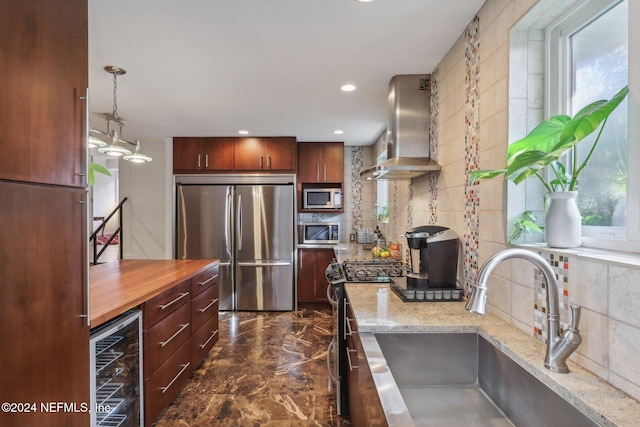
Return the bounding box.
[326,283,337,307]
[326,337,339,383]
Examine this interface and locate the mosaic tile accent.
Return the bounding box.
[533,252,571,343]
[350,146,364,235]
[310,213,325,222]
[391,181,399,238]
[407,180,414,230]
[463,15,481,295]
[429,69,440,225]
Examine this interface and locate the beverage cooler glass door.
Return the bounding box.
[90,310,143,427]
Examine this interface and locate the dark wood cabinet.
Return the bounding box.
[298,142,344,183]
[234,137,297,171]
[142,264,219,425]
[297,248,334,304]
[0,182,90,427]
[345,297,388,426]
[0,1,90,425]
[1,0,88,187]
[173,137,235,173]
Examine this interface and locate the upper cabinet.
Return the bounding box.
[173,137,235,173]
[298,142,344,183]
[234,137,297,172]
[0,0,88,187]
[173,137,296,173]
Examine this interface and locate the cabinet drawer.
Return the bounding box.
[192,283,219,331]
[144,302,192,377]
[143,279,191,326]
[191,264,219,297]
[144,337,193,426]
[192,315,219,369]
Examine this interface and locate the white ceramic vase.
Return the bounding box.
[545,191,582,248]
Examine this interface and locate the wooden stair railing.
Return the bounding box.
[90,197,128,264]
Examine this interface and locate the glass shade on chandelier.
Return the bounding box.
[98,130,132,157]
[123,140,152,163]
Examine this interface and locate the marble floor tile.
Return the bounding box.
[155,308,351,426]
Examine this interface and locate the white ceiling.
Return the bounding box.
[88,0,485,146]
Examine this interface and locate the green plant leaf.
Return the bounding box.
[88,162,111,186]
[469,169,507,183]
[559,86,629,148]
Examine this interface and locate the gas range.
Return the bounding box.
[341,259,408,282]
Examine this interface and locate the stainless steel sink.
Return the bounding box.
[362,332,600,427]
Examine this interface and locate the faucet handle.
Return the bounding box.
[569,304,581,331]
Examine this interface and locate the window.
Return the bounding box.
[549,0,630,250]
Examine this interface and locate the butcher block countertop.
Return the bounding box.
[90,259,218,328]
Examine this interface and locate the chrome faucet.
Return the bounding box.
[465,248,582,373]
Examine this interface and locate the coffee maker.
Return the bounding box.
[403,225,459,289]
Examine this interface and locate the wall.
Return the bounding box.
[119,137,174,259]
[397,0,640,401]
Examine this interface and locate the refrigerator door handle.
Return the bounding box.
[237,194,243,251]
[237,261,292,267]
[226,188,233,253]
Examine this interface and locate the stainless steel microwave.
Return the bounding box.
[303,223,340,244]
[302,188,342,210]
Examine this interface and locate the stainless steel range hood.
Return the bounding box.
[360,74,441,180]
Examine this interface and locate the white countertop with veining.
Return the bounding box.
[345,283,640,427]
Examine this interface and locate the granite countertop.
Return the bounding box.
[345,283,640,427]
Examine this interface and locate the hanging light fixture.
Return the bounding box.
[94,66,152,162]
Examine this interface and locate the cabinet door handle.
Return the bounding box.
[199,330,219,349]
[76,88,89,186]
[81,190,91,326]
[198,298,219,313]
[158,292,190,311]
[346,317,358,336]
[197,275,217,287]
[346,348,358,371]
[259,155,264,169]
[161,362,191,393]
[267,155,272,169]
[159,323,190,348]
[323,163,327,181]
[197,154,201,168]
[316,163,320,181]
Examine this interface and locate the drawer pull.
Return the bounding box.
[346,348,358,371]
[160,323,190,348]
[346,317,358,337]
[159,292,189,311]
[198,298,219,313]
[198,275,218,287]
[161,362,191,394]
[199,330,219,349]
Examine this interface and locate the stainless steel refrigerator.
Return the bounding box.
[175,174,296,311]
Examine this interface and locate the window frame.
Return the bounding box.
[546,0,639,252]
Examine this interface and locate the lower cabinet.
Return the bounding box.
[297,248,334,304]
[346,297,388,426]
[143,264,219,425]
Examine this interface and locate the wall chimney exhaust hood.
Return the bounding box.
[360,74,441,180]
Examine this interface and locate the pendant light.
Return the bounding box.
[94,66,151,162]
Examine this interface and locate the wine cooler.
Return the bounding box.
[90,310,143,427]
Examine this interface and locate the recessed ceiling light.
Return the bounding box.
[238,130,249,135]
[356,0,375,2]
[340,84,356,92]
[334,130,344,135]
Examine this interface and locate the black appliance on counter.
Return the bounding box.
[404,225,459,289]
[385,225,462,302]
